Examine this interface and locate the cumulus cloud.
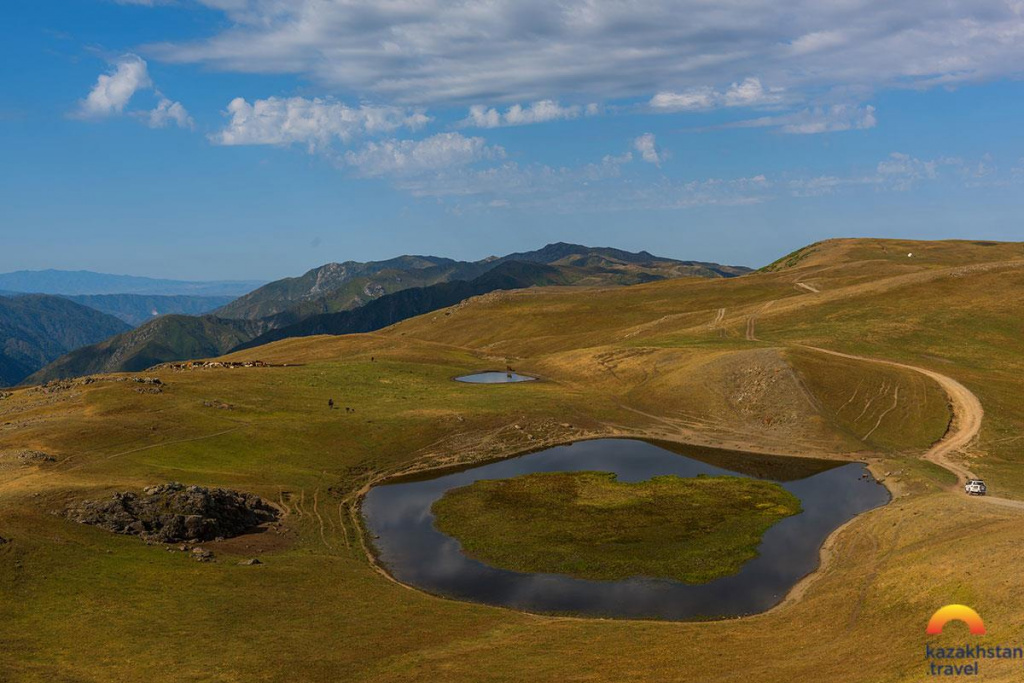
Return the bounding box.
[146,1,1024,105]
[144,95,194,129]
[343,132,505,177]
[462,100,596,128]
[213,96,430,150]
[651,78,783,112]
[74,54,193,132]
[632,133,664,165]
[723,78,781,107]
[74,54,152,118]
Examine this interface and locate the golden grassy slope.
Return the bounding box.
[0,238,1022,681]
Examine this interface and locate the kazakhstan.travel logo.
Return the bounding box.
[924,605,1024,677]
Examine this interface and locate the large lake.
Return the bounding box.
[362,438,889,620]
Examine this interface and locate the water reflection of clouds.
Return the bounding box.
[362,439,890,620]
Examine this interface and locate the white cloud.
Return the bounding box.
[723,78,781,107]
[74,54,194,133]
[602,151,633,166]
[145,95,194,129]
[632,133,664,165]
[146,1,1024,106]
[650,77,783,112]
[786,152,999,194]
[393,159,773,212]
[343,132,504,177]
[343,142,1000,213]
[877,152,937,180]
[727,104,876,134]
[650,88,718,112]
[875,152,954,190]
[213,96,431,150]
[788,29,848,56]
[781,104,876,134]
[74,54,151,118]
[873,153,1004,190]
[786,175,877,197]
[785,152,982,193]
[462,100,595,128]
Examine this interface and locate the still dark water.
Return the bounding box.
[362,439,889,620]
[454,371,537,383]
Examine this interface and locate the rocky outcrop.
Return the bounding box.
[0,449,56,470]
[64,483,278,543]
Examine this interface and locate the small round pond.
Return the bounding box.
[362,438,889,620]
[455,371,537,383]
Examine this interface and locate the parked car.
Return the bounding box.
[965,479,987,496]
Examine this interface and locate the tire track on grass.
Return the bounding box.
[800,346,1024,510]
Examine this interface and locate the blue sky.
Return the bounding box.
[2,0,1024,280]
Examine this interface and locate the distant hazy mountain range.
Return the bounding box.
[0,294,131,386]
[62,294,236,326]
[0,269,263,297]
[22,244,751,385]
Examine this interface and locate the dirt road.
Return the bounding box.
[802,346,1024,510]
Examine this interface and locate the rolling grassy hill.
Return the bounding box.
[1,238,1023,681]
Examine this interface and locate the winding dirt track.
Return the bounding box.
[802,346,1024,510]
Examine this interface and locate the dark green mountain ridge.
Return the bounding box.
[215,242,750,323]
[26,315,263,384]
[27,244,750,383]
[0,294,132,386]
[232,261,570,351]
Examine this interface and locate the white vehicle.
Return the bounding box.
[965,479,987,496]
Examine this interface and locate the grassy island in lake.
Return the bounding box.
[431,471,802,584]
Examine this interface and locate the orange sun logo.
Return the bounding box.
[926,605,987,636]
